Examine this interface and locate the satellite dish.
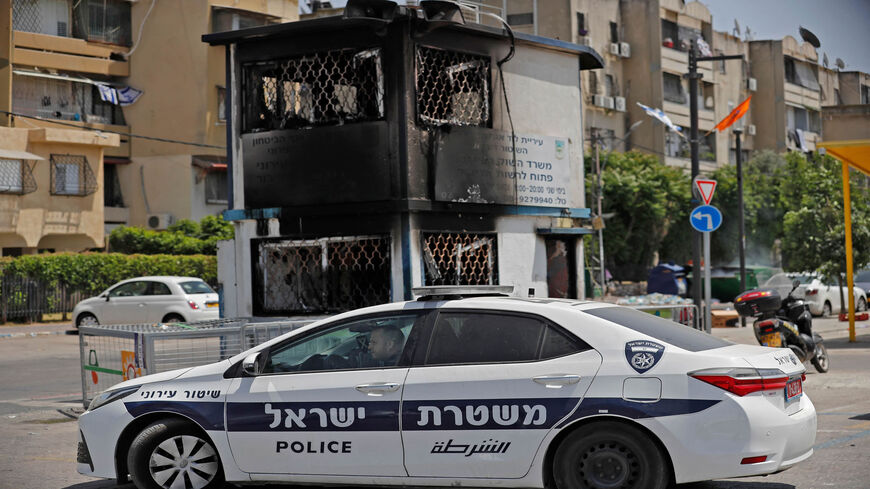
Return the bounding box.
[823,53,829,68]
[744,25,753,41]
[835,58,845,70]
[733,19,741,37]
[799,26,820,49]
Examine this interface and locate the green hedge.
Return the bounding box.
[0,253,217,296]
[108,215,234,255]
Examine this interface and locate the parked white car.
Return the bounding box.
[72,276,220,327]
[78,287,815,489]
[786,273,867,316]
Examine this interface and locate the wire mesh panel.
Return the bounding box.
[11,73,124,124]
[12,0,71,37]
[49,154,98,196]
[422,232,498,285]
[242,47,385,133]
[415,46,491,127]
[0,159,37,195]
[258,236,391,314]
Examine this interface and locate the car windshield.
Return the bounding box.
[179,281,214,294]
[786,274,815,284]
[856,271,870,282]
[582,307,732,352]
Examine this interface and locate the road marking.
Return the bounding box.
[845,420,870,430]
[813,428,870,450]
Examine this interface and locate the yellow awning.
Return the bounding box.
[817,138,870,342]
[818,139,870,176]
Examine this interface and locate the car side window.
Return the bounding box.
[540,325,590,359]
[263,312,426,374]
[425,312,545,365]
[109,281,148,297]
[148,282,172,295]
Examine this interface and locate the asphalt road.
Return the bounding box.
[0,318,868,489]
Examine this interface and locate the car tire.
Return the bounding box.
[128,418,223,489]
[553,421,669,489]
[812,343,830,373]
[162,314,185,324]
[822,301,832,317]
[857,297,867,313]
[76,313,99,328]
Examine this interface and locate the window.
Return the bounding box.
[422,233,497,286]
[583,307,732,352]
[661,19,678,49]
[180,281,215,294]
[72,0,132,46]
[605,74,615,97]
[50,155,97,196]
[148,282,172,296]
[610,22,619,43]
[787,106,821,133]
[665,127,689,158]
[834,88,843,105]
[205,170,228,205]
[576,12,587,36]
[264,313,425,373]
[217,86,227,123]
[416,47,491,128]
[862,85,870,105]
[0,159,24,194]
[591,127,615,152]
[13,0,71,37]
[784,57,820,91]
[109,281,149,297]
[663,73,687,104]
[212,7,279,32]
[588,71,598,95]
[507,12,534,26]
[104,163,124,207]
[425,312,589,365]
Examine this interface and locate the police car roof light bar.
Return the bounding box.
[412,285,515,301]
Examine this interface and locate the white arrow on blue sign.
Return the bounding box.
[690,205,722,232]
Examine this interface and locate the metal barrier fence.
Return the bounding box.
[632,304,700,330]
[0,274,89,322]
[79,318,316,406]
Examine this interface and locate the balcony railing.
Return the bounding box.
[13,0,131,46]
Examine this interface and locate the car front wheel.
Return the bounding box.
[128,418,223,489]
[553,421,669,489]
[76,313,99,328]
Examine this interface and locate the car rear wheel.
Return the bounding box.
[857,297,867,312]
[162,314,185,324]
[76,313,99,328]
[822,301,832,317]
[553,421,669,489]
[128,418,223,489]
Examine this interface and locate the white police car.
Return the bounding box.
[78,287,816,489]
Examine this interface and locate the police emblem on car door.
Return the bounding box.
[224,312,429,476]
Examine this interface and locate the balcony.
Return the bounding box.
[12,31,129,77]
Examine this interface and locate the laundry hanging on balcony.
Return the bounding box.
[97,84,143,106]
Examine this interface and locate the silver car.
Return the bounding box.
[73,276,220,327]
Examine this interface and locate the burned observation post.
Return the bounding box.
[203,2,603,317]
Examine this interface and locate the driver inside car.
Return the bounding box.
[361,325,405,368]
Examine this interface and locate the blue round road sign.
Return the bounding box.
[690,205,722,232]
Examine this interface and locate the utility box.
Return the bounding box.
[204,1,603,317]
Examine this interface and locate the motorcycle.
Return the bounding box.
[735,279,829,373]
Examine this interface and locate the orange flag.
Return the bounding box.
[708,96,752,135]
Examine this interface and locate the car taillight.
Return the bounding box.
[741,455,767,464]
[806,288,818,296]
[689,367,788,396]
[187,300,199,310]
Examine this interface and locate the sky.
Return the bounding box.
[305,0,870,74]
[703,0,870,73]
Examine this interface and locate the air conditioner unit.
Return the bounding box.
[146,213,176,230]
[610,43,620,56]
[578,36,591,46]
[747,124,756,135]
[747,77,757,91]
[704,96,715,109]
[594,95,615,110]
[620,42,631,58]
[614,96,626,112]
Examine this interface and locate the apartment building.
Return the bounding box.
[1,0,297,253]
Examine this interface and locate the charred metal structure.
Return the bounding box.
[204,1,603,317]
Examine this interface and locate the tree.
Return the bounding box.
[109,215,235,255]
[589,151,691,281]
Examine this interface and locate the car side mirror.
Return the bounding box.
[242,352,266,376]
[104,295,110,301]
[792,279,801,288]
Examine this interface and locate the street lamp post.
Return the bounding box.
[734,127,747,327]
[686,42,743,331]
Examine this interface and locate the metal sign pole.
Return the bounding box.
[704,231,712,333]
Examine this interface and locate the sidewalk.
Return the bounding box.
[0,322,75,338]
[711,316,870,345]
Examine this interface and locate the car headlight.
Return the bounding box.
[88,386,141,411]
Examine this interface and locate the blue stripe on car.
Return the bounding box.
[125,401,225,430]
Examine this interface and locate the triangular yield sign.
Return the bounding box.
[695,179,717,205]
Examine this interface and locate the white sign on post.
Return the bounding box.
[694,179,717,205]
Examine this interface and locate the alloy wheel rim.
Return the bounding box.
[79,316,98,326]
[149,435,218,489]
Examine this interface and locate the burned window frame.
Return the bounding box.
[421,232,499,286]
[415,45,492,128]
[241,46,386,134]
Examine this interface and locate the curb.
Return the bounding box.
[0,330,70,339]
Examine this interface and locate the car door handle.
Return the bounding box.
[355,383,401,395]
[533,375,581,387]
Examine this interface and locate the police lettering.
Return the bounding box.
[276,440,352,454]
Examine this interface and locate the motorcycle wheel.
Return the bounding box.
[812,343,830,373]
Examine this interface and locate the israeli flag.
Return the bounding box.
[118,86,144,106]
[97,84,118,105]
[637,102,686,139]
